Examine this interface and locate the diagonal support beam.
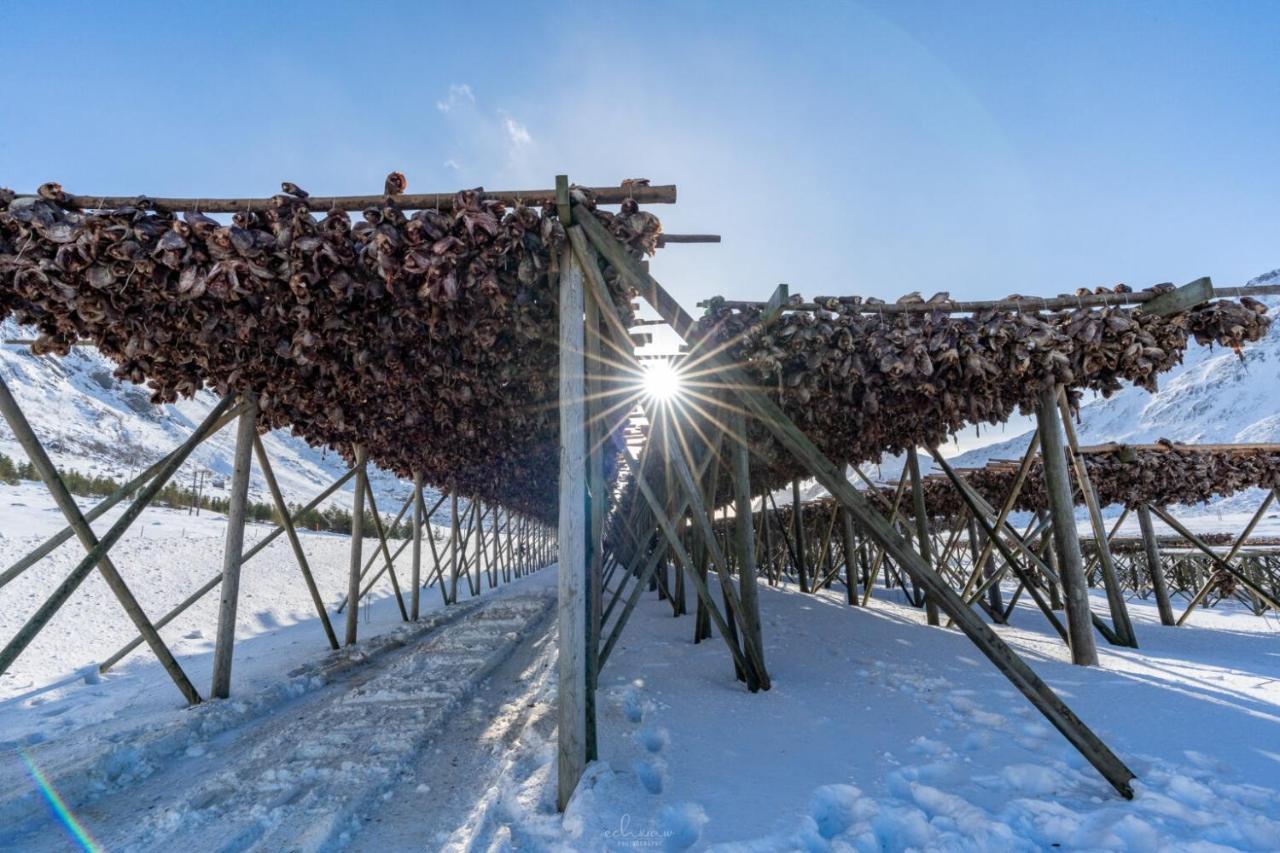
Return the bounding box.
[621,444,760,690]
[0,380,235,704]
[101,463,356,671]
[253,435,339,650]
[0,405,243,591]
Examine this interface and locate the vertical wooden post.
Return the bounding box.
[1137,504,1175,626]
[211,394,258,699]
[728,407,767,664]
[907,452,941,625]
[556,193,590,811]
[1035,388,1098,666]
[839,508,860,605]
[345,445,367,646]
[760,489,776,586]
[411,472,424,620]
[449,491,460,604]
[583,280,605,762]
[1056,392,1136,647]
[791,479,811,592]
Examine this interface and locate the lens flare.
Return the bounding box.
[641,359,683,402]
[20,749,100,851]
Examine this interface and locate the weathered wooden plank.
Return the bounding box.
[345,445,368,646]
[212,395,259,698]
[557,244,590,812]
[1139,277,1213,317]
[1036,389,1100,665]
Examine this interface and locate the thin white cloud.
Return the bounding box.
[503,116,532,147]
[443,159,460,171]
[435,83,475,113]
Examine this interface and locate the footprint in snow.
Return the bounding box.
[622,688,645,723]
[634,725,670,754]
[633,757,666,794]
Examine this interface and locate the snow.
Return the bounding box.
[2,500,1279,850]
[0,481,506,748]
[571,580,1280,850]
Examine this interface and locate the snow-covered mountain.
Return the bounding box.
[0,319,427,513]
[950,270,1280,512]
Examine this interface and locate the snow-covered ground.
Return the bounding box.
[0,480,508,748]
[568,583,1280,851]
[3,463,1278,851]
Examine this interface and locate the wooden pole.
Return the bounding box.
[1137,504,1175,626]
[412,473,424,619]
[1035,388,1099,666]
[1056,391,1137,647]
[1038,510,1064,610]
[362,480,410,620]
[211,395,258,699]
[728,406,768,662]
[0,406,242,591]
[583,282,605,762]
[345,445,367,646]
[100,464,355,671]
[908,452,941,626]
[706,277,1280,316]
[252,434,339,650]
[556,191,591,810]
[38,182,677,214]
[449,491,461,604]
[839,508,860,605]
[792,479,811,592]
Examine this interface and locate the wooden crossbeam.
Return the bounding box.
[21,182,676,214]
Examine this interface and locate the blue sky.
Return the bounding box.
[2,1,1278,317]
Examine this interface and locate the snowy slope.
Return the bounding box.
[0,319,429,512]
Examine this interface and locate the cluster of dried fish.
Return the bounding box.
[0,181,661,518]
[695,288,1270,490]
[889,446,1280,519]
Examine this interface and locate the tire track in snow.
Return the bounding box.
[3,590,554,852]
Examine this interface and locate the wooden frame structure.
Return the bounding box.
[0,375,556,704]
[557,190,1143,805]
[11,173,1277,815]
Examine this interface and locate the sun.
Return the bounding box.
[641,359,683,403]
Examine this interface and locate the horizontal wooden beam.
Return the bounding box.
[17,182,676,214]
[702,281,1280,316]
[1084,442,1280,455]
[657,234,719,245]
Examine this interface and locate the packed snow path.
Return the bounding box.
[0,589,554,851]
